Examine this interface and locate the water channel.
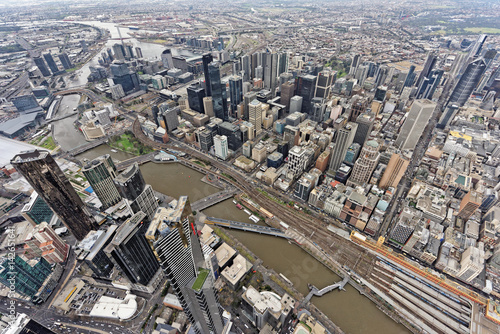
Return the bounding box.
[60,20,410,334]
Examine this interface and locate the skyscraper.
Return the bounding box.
[378,153,409,189]
[229,76,243,118]
[187,84,206,114]
[458,190,481,221]
[280,81,295,112]
[161,49,174,69]
[295,74,317,115]
[3,313,56,334]
[416,69,443,100]
[241,54,251,82]
[0,256,52,299]
[214,135,229,160]
[112,43,126,60]
[202,53,214,96]
[347,140,380,186]
[447,58,487,107]
[151,197,225,334]
[21,192,54,226]
[353,113,375,145]
[349,54,361,75]
[82,155,122,210]
[395,99,436,151]
[135,47,143,59]
[403,65,416,87]
[114,163,158,221]
[43,53,59,74]
[11,150,95,240]
[208,61,229,121]
[416,52,437,87]
[248,99,263,137]
[33,57,51,77]
[105,211,160,286]
[314,70,335,99]
[109,61,140,95]
[58,53,73,70]
[328,123,358,176]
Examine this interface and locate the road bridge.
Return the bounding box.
[47,111,78,123]
[303,275,349,304]
[191,189,239,212]
[115,152,155,171]
[204,216,290,239]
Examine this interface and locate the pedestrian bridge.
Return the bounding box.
[303,275,349,303]
[203,216,290,239]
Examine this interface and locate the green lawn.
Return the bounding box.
[464,27,500,34]
[40,136,57,150]
[192,269,209,291]
[109,132,154,156]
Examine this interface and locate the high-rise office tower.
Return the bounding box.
[11,150,95,240]
[82,155,122,210]
[314,70,335,99]
[248,99,263,137]
[0,256,52,299]
[458,190,482,220]
[278,52,289,76]
[310,98,326,123]
[105,211,160,286]
[214,135,229,160]
[328,123,358,175]
[58,53,73,70]
[395,99,436,151]
[202,53,214,96]
[198,130,213,152]
[378,153,409,189]
[241,55,251,82]
[243,91,257,120]
[106,48,114,62]
[280,81,295,112]
[374,86,387,102]
[124,44,134,59]
[347,140,380,186]
[354,113,375,145]
[437,104,459,129]
[187,84,206,114]
[112,43,126,60]
[114,163,158,221]
[355,65,369,86]
[43,53,59,74]
[152,197,225,334]
[456,246,484,283]
[416,69,443,100]
[109,61,140,95]
[3,313,56,334]
[349,54,361,75]
[229,76,243,118]
[403,65,416,87]
[468,34,487,60]
[448,58,487,107]
[208,61,229,121]
[34,57,51,77]
[416,53,437,87]
[24,222,69,264]
[21,192,54,226]
[203,96,214,117]
[135,47,143,59]
[374,65,390,87]
[295,74,317,115]
[161,49,174,69]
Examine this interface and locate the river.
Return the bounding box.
[75,145,409,334]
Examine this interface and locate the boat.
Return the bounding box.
[232,200,237,204]
[236,204,243,210]
[110,149,118,153]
